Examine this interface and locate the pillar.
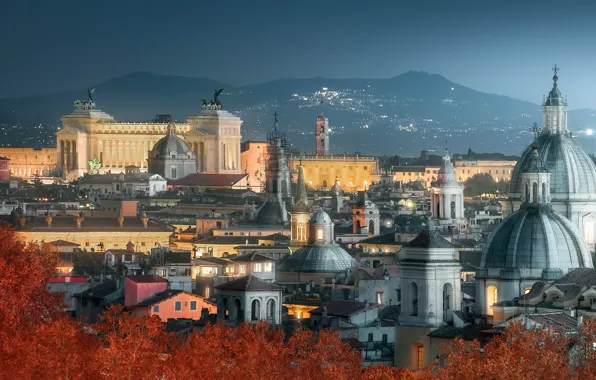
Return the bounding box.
[71,140,77,172]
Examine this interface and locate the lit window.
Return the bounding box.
[417,346,425,369]
[254,263,262,272]
[317,229,323,240]
[264,262,272,272]
[239,264,246,274]
[524,288,531,295]
[175,301,182,311]
[190,301,197,311]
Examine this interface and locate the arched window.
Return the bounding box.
[542,182,547,202]
[322,179,328,188]
[410,282,418,316]
[222,298,229,320]
[369,220,375,234]
[266,299,276,323]
[234,299,243,322]
[251,299,260,321]
[532,183,538,203]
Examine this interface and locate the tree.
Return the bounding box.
[463,173,509,197]
[423,321,596,380]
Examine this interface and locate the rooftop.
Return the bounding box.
[215,275,283,292]
[171,173,248,187]
[126,275,167,284]
[310,300,380,317]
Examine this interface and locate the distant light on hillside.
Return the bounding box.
[587,129,593,136]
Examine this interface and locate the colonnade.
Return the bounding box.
[59,140,77,171]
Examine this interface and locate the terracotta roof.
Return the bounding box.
[310,300,380,317]
[171,173,247,187]
[126,275,167,283]
[134,289,208,307]
[215,275,283,291]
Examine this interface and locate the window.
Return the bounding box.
[253,263,262,272]
[317,229,323,240]
[239,264,246,274]
[552,296,560,301]
[175,301,182,311]
[417,346,425,369]
[524,288,531,295]
[376,292,383,304]
[368,333,373,342]
[190,301,197,311]
[264,262,272,272]
[382,334,388,343]
[170,167,177,179]
[205,287,210,298]
[153,305,159,313]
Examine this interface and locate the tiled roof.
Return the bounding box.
[171,173,247,187]
[194,257,234,266]
[136,289,183,306]
[75,280,119,299]
[404,229,455,249]
[126,275,167,283]
[49,240,80,247]
[163,250,191,264]
[215,275,283,292]
[428,324,482,340]
[231,253,274,262]
[358,232,398,245]
[526,312,578,331]
[310,300,380,317]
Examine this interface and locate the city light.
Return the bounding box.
[587,129,593,136]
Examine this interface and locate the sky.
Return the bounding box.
[2,0,596,108]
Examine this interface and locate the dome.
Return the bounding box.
[278,244,357,273]
[292,199,310,214]
[481,203,592,275]
[509,134,596,198]
[310,209,332,225]
[151,124,191,157]
[256,200,288,225]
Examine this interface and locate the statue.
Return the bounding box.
[201,88,225,110]
[74,88,96,110]
[87,156,102,174]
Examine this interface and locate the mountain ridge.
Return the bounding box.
[1,70,595,155]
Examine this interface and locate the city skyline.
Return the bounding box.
[3,0,596,108]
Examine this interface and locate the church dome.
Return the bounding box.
[481,203,592,277]
[509,134,596,198]
[151,123,191,157]
[278,244,357,273]
[310,209,332,225]
[256,200,288,225]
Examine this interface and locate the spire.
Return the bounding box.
[542,65,568,135]
[295,155,307,204]
[273,111,279,131]
[544,64,566,107]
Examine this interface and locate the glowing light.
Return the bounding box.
[587,129,593,136]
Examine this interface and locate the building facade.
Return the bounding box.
[315,114,329,155]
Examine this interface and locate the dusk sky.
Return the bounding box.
[3,0,596,108]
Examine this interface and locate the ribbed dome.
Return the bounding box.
[151,124,191,157]
[509,134,596,198]
[310,209,332,225]
[278,244,357,273]
[481,203,592,274]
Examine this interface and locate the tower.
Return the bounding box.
[430,149,464,230]
[330,177,344,213]
[290,158,310,246]
[254,113,293,225]
[315,114,329,155]
[352,191,380,236]
[542,64,568,135]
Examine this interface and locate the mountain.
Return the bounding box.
[1,70,594,155]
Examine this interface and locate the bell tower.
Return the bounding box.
[315,114,329,155]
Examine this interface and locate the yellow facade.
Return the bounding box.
[289,155,379,191]
[392,166,440,188]
[453,160,517,183]
[0,147,58,178]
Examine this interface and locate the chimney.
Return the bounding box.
[140,212,148,228]
[117,215,124,228]
[74,213,84,229]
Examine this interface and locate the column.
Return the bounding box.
[65,141,71,171]
[59,140,65,168]
[118,141,123,168]
[445,193,452,220]
[71,140,77,172]
[106,140,111,168]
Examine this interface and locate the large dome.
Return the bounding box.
[481,203,592,276]
[278,244,357,273]
[509,134,596,198]
[151,124,191,157]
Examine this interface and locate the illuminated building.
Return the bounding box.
[315,114,329,155]
[0,147,57,178]
[429,150,466,231]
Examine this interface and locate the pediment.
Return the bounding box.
[56,126,81,135]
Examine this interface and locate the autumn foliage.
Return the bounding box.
[2,223,596,380]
